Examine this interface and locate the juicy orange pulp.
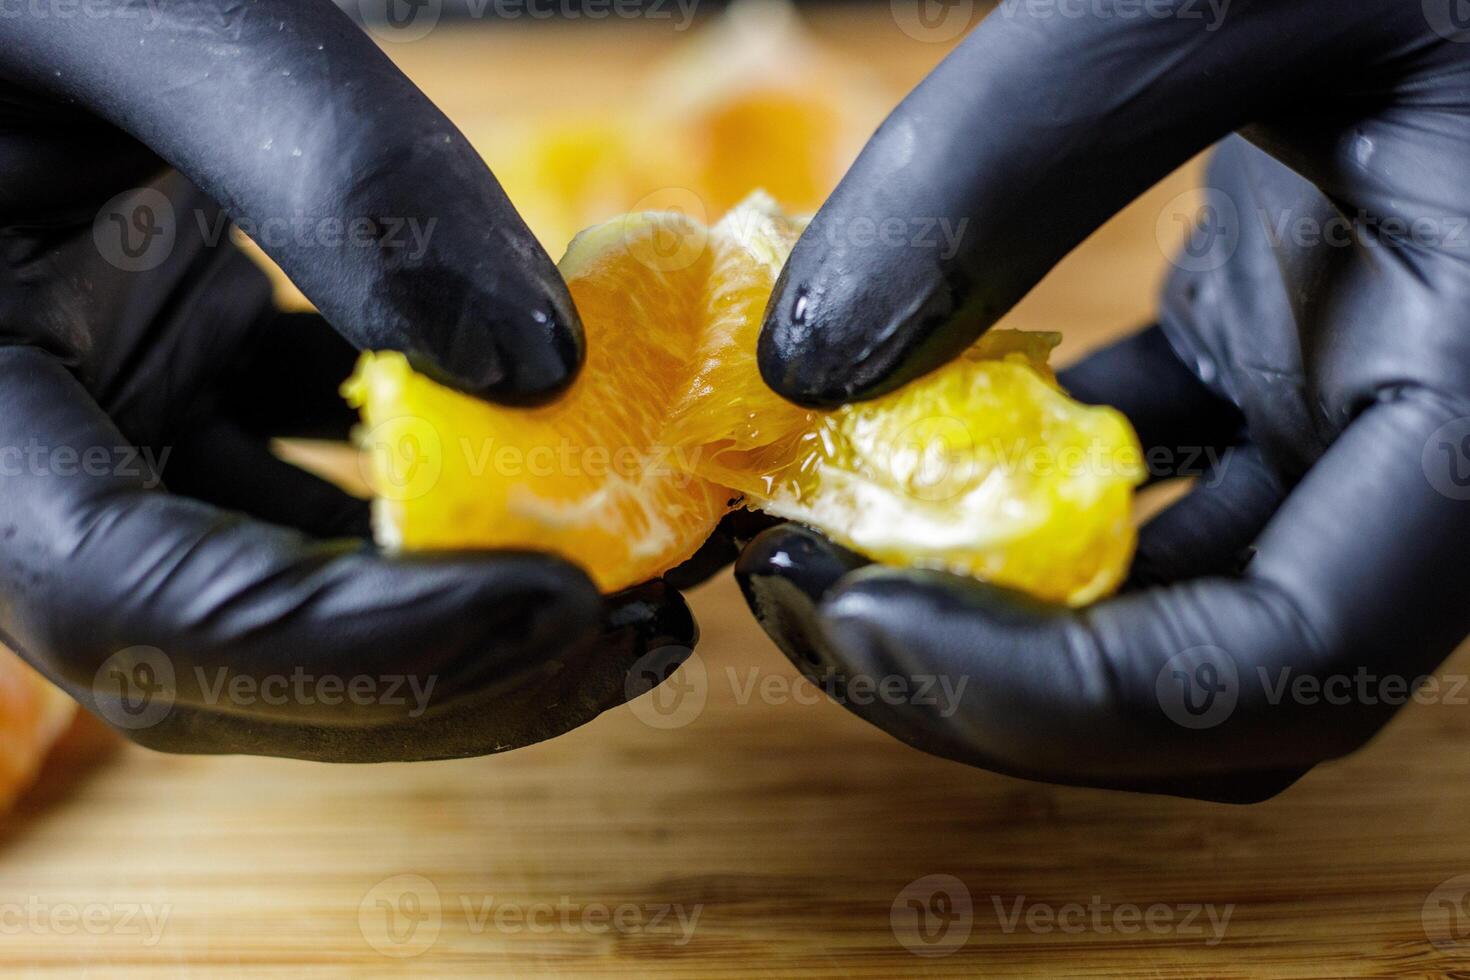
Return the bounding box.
[345,196,1145,604]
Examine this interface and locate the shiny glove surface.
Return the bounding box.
[0,0,700,760]
[741,0,1470,801]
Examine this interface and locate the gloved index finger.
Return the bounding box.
[759,0,1419,408]
[0,0,583,405]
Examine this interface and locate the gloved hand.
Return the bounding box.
[0,0,701,760]
[740,0,1470,801]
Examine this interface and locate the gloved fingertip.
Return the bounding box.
[662,510,784,591]
[757,250,960,409]
[737,525,867,601]
[406,296,585,407]
[757,291,858,410]
[735,525,867,671]
[605,579,699,653]
[719,508,786,549]
[485,299,586,406]
[606,581,699,706]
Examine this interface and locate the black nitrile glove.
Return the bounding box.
[740,0,1470,801]
[0,0,701,760]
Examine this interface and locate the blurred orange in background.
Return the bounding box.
[0,654,81,812]
[487,0,889,252]
[262,0,891,306]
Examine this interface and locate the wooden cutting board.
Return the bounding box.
[4,12,1470,977]
[5,579,1470,978]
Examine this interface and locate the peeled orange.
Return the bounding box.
[345,195,1144,605]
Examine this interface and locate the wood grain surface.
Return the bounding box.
[4,10,1470,977]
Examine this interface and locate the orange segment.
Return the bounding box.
[664,199,810,459]
[346,195,1145,605]
[345,211,735,591]
[737,339,1142,606]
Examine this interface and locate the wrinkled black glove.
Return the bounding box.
[0,0,703,760]
[740,0,1470,801]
